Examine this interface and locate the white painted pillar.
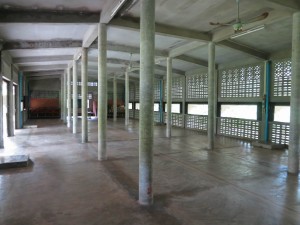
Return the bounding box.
[98,23,107,160]
[288,11,300,174]
[166,57,172,138]
[81,48,88,143]
[72,59,78,134]
[7,79,14,137]
[67,67,72,128]
[63,73,67,123]
[139,0,155,206]
[113,75,118,122]
[125,71,129,126]
[208,42,216,150]
[15,79,20,129]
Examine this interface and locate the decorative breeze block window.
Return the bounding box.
[153,112,160,122]
[135,84,140,101]
[220,64,262,98]
[129,84,135,101]
[164,77,184,99]
[154,79,161,101]
[185,115,208,131]
[186,73,208,99]
[164,113,184,127]
[273,59,292,97]
[218,117,260,140]
[129,109,134,118]
[270,122,289,145]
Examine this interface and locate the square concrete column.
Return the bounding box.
[208,42,216,150]
[0,52,3,148]
[7,79,14,137]
[67,67,72,128]
[98,23,107,160]
[125,71,129,126]
[139,0,155,205]
[288,11,300,174]
[166,57,172,138]
[113,75,117,122]
[81,48,88,143]
[72,60,78,134]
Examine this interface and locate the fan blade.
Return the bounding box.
[209,22,232,26]
[244,12,269,24]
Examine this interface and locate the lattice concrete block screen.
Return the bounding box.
[134,110,139,119]
[154,79,161,101]
[218,117,260,140]
[270,122,289,145]
[129,109,134,118]
[135,83,140,101]
[185,115,208,131]
[219,64,263,99]
[164,113,184,127]
[153,111,160,122]
[186,73,208,99]
[129,83,135,101]
[272,59,291,98]
[164,77,184,99]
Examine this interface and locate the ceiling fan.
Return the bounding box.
[209,0,269,33]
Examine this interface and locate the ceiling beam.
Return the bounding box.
[28,75,61,80]
[109,18,211,42]
[176,55,208,67]
[218,40,269,60]
[100,0,130,23]
[0,10,100,23]
[24,70,64,77]
[3,40,82,50]
[266,0,300,11]
[20,64,67,72]
[169,41,206,58]
[82,25,98,48]
[13,55,74,64]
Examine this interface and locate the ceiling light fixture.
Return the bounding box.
[111,0,127,18]
[230,25,265,39]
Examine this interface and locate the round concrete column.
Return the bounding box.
[67,67,72,128]
[208,42,216,150]
[0,67,3,148]
[98,23,107,160]
[81,48,88,143]
[125,71,129,126]
[166,57,172,138]
[139,0,155,205]
[72,60,78,134]
[288,11,300,174]
[113,75,117,122]
[63,73,67,123]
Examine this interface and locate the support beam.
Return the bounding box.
[81,48,88,143]
[0,10,100,23]
[13,55,73,64]
[67,67,72,128]
[113,75,118,122]
[20,64,67,72]
[3,40,82,50]
[267,0,300,11]
[208,42,216,150]
[82,25,98,48]
[72,60,78,134]
[176,55,208,67]
[288,11,300,174]
[100,0,130,23]
[166,57,172,138]
[125,71,129,126]
[98,24,107,160]
[139,0,155,206]
[24,70,64,77]
[110,18,211,41]
[169,41,206,58]
[218,40,269,60]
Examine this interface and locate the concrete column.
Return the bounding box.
[98,23,107,160]
[139,0,155,206]
[113,75,117,122]
[166,57,172,138]
[63,73,67,123]
[7,79,14,137]
[67,67,72,128]
[72,60,78,134]
[288,11,300,174]
[125,71,129,126]
[15,78,20,129]
[0,61,3,148]
[81,48,88,143]
[208,42,216,150]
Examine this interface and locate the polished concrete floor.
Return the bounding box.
[0,118,299,225]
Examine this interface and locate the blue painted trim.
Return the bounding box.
[264,61,271,142]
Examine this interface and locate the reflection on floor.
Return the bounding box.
[0,119,299,225]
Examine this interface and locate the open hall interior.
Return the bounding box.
[0,0,299,224]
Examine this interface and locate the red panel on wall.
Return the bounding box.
[30,98,59,109]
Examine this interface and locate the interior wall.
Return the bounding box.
[29,78,61,91]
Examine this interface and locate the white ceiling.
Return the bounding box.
[0,0,298,79]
